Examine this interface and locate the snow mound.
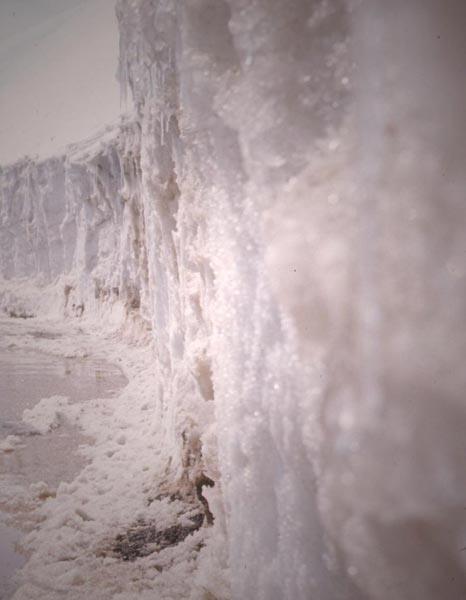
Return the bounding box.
[0,435,24,453]
[22,396,70,435]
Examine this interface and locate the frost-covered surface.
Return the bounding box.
[22,395,70,435]
[1,0,466,599]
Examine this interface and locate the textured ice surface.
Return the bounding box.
[1,1,466,599]
[22,396,70,435]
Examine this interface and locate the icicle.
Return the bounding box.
[160,111,165,146]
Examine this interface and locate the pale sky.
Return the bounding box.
[0,0,123,165]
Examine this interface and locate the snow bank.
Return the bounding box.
[1,1,466,599]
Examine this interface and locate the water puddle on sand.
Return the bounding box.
[0,518,26,599]
[0,341,127,598]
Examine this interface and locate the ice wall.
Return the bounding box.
[117,1,466,598]
[0,120,150,329]
[1,0,466,599]
[115,1,362,597]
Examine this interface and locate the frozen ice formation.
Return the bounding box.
[22,395,70,435]
[1,1,466,599]
[0,119,148,327]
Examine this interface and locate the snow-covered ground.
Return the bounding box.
[1,1,466,599]
[0,317,228,600]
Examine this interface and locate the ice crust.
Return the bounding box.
[22,396,70,435]
[1,1,466,599]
